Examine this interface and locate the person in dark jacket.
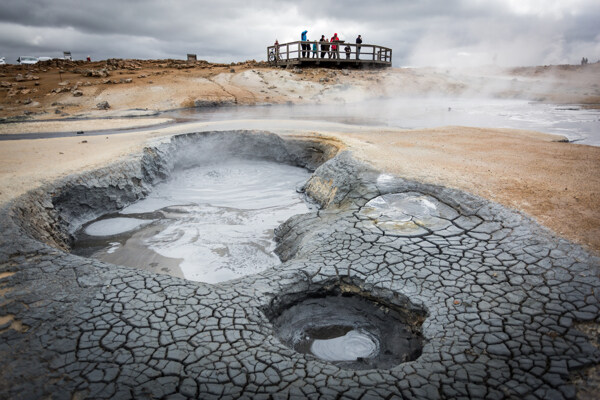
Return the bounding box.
[356,35,362,59]
[321,36,329,58]
[319,35,327,58]
[301,30,309,58]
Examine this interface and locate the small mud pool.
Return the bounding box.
[270,294,425,370]
[358,192,461,236]
[73,159,312,283]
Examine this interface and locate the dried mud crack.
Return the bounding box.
[0,131,599,399]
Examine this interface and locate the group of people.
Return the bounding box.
[304,32,363,60]
[273,32,363,60]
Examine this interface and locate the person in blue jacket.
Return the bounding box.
[301,30,309,58]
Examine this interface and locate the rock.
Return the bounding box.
[82,69,110,78]
[58,81,70,86]
[96,101,110,110]
[1,81,13,88]
[23,98,32,105]
[15,74,25,82]
[51,87,70,94]
[72,90,83,97]
[193,98,236,107]
[120,78,132,84]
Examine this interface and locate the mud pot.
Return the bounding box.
[0,130,599,399]
[72,159,312,283]
[268,284,426,370]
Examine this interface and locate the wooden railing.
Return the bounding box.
[267,41,392,67]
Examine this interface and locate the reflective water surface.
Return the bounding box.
[309,328,379,362]
[164,97,600,146]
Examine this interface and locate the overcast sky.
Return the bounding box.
[1,0,599,67]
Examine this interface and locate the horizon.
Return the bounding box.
[0,55,597,69]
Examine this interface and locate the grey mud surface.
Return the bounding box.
[1,131,599,399]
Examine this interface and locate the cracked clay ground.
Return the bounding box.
[0,134,599,399]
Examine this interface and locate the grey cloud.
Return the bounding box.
[0,0,598,65]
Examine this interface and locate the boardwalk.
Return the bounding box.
[268,41,391,68]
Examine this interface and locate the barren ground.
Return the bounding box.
[1,59,599,254]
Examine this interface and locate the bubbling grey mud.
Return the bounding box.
[72,159,312,283]
[1,131,599,399]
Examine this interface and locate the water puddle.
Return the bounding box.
[163,98,600,146]
[73,159,312,283]
[304,327,379,362]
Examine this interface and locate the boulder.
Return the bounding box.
[96,101,110,110]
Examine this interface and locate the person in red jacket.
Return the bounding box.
[331,33,340,59]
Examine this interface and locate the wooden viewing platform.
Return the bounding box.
[267,41,392,68]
